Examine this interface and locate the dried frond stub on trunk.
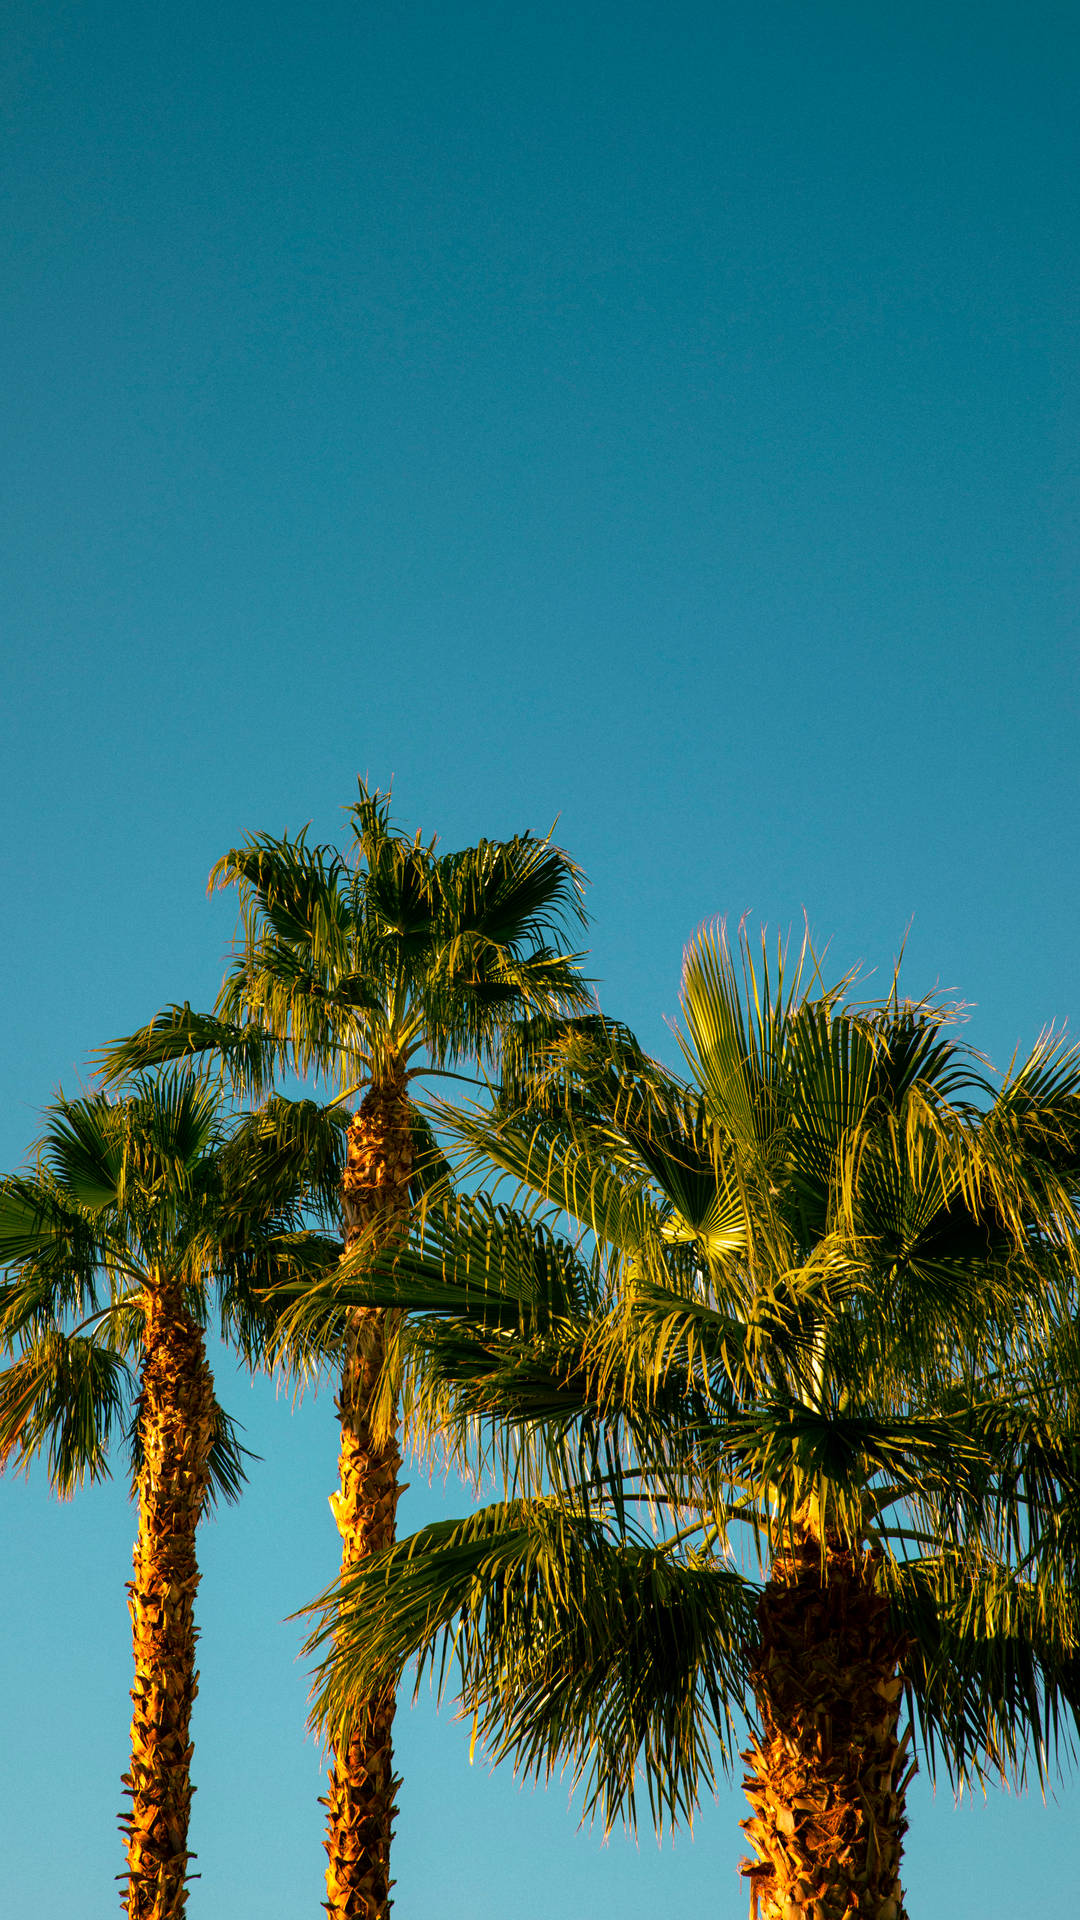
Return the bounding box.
[740,1534,911,1920]
[324,1079,412,1920]
[121,1285,216,1920]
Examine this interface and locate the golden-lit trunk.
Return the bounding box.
[120,1280,217,1920]
[323,1075,413,1920]
[740,1532,912,1920]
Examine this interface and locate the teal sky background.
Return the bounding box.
[1,2,1077,1913]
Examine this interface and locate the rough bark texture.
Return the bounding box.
[120,1281,217,1920]
[740,1532,912,1920]
[323,1075,413,1920]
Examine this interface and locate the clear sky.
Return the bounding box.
[1,2,1077,1914]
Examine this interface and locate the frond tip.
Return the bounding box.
[0,1333,132,1495]
[306,1498,755,1834]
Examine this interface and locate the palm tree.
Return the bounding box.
[301,928,1080,1920]
[100,782,589,1920]
[0,1070,341,1920]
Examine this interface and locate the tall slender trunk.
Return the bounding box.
[323,1074,413,1920]
[739,1530,912,1920]
[120,1278,217,1920]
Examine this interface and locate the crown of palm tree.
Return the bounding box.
[299,925,1080,1837]
[101,781,591,1101]
[0,1069,341,1487]
[0,1066,347,1920]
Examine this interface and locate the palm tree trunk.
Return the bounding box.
[120,1279,217,1920]
[323,1075,413,1920]
[739,1530,912,1920]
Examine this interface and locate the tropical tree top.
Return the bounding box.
[297,925,1080,1825]
[0,1069,343,1493]
[100,781,591,1099]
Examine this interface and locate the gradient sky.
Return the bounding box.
[1,3,1078,1914]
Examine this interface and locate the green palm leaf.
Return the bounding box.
[0,1331,132,1492]
[307,1496,755,1832]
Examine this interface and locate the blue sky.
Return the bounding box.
[1,2,1077,1913]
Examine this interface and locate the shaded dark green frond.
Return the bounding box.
[884,1552,1080,1788]
[0,1332,132,1493]
[615,1086,749,1257]
[782,1005,907,1210]
[362,841,440,954]
[127,1068,224,1179]
[495,1013,658,1119]
[36,1096,127,1211]
[0,1177,106,1325]
[207,1401,255,1505]
[437,833,587,948]
[215,935,374,1086]
[403,1317,600,1444]
[269,1200,598,1404]
[472,1539,752,1834]
[372,1197,598,1324]
[715,1403,989,1543]
[221,1230,345,1373]
[400,1326,721,1526]
[418,954,592,1075]
[306,1501,598,1701]
[307,1497,754,1832]
[861,1002,980,1110]
[97,1003,282,1096]
[949,1384,1080,1572]
[212,829,352,956]
[617,1255,843,1405]
[220,1095,347,1227]
[34,1076,225,1254]
[407,1108,455,1205]
[462,946,591,1010]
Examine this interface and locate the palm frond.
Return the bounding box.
[0,1332,132,1493]
[306,1497,754,1833]
[439,1102,663,1253]
[219,1095,347,1228]
[884,1551,1080,1788]
[437,831,587,947]
[495,1013,658,1118]
[97,1003,282,1096]
[0,1177,106,1323]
